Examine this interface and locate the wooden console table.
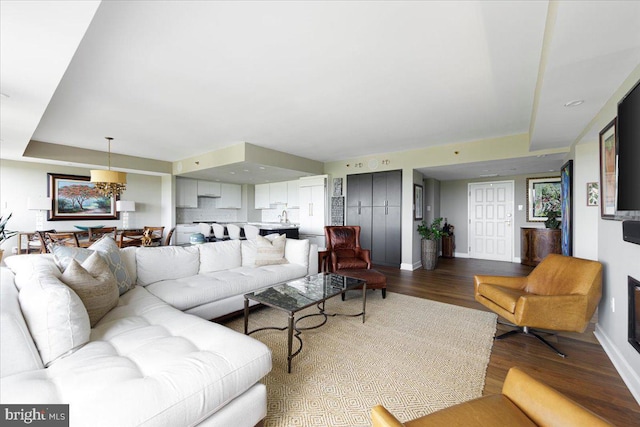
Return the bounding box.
[521,228,561,267]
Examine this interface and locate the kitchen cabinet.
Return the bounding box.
[216,183,242,209]
[255,184,270,209]
[269,182,288,205]
[346,171,401,267]
[299,176,327,240]
[176,224,199,245]
[197,181,221,197]
[521,228,561,266]
[287,180,300,208]
[176,178,198,208]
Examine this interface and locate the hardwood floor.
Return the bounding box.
[374,258,640,427]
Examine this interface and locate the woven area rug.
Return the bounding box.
[225,291,497,427]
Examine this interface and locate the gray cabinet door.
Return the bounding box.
[347,206,373,251]
[347,174,372,208]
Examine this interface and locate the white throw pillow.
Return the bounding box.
[199,240,242,273]
[241,239,258,266]
[255,234,288,266]
[52,236,133,295]
[61,252,119,327]
[18,274,90,366]
[284,238,310,268]
[5,254,61,291]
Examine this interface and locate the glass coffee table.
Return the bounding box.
[244,273,367,373]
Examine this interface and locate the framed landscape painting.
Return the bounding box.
[526,176,561,222]
[48,173,118,220]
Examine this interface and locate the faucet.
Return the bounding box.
[281,210,288,224]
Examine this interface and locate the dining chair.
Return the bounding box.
[143,226,165,246]
[212,223,227,241]
[164,227,176,246]
[88,227,117,242]
[243,224,260,240]
[226,224,242,240]
[198,223,213,241]
[44,232,80,251]
[119,230,144,248]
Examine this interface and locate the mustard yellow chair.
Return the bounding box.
[371,367,612,427]
[474,254,603,357]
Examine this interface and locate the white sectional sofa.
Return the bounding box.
[0,236,318,426]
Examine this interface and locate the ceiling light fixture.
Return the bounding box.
[90,137,127,198]
[564,99,584,107]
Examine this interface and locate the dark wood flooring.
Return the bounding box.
[373,258,640,426]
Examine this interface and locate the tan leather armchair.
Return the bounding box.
[474,254,603,357]
[371,367,612,427]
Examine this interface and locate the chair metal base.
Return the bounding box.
[496,325,567,358]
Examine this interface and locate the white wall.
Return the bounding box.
[0,159,166,259]
[573,142,599,260]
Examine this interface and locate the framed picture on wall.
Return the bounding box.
[414,184,423,220]
[587,182,599,206]
[561,160,573,256]
[48,173,118,220]
[526,176,561,222]
[599,118,617,219]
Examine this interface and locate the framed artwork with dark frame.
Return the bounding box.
[526,176,561,222]
[48,173,118,221]
[599,118,617,219]
[414,184,423,220]
[561,160,573,256]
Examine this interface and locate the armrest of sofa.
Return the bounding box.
[502,367,613,427]
[308,243,319,275]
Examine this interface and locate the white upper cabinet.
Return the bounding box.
[216,183,242,209]
[269,182,288,205]
[255,183,271,209]
[287,180,300,208]
[197,180,221,197]
[176,178,198,208]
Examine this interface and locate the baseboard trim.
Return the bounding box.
[594,324,640,405]
[401,262,422,271]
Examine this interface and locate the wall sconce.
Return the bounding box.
[116,200,136,229]
[27,197,52,230]
[381,160,390,165]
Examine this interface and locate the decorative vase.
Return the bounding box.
[421,239,438,270]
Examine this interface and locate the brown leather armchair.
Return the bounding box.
[474,254,603,357]
[324,226,371,273]
[371,367,612,426]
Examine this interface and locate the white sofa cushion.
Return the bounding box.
[199,240,242,273]
[0,269,44,377]
[61,253,119,327]
[4,254,61,291]
[0,286,272,427]
[52,236,134,295]
[136,245,200,286]
[18,274,90,366]
[255,234,288,266]
[146,264,308,312]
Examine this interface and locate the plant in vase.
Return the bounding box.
[544,210,561,229]
[417,217,448,270]
[0,213,18,262]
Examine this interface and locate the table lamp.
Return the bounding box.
[27,197,52,230]
[116,200,136,229]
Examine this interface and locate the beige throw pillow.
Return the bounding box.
[255,234,288,266]
[61,252,119,327]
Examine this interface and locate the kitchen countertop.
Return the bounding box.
[247,222,299,230]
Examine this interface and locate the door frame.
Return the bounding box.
[467,180,515,262]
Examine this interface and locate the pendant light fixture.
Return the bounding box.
[90,137,127,198]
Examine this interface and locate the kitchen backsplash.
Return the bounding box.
[177,197,239,223]
[261,206,300,224]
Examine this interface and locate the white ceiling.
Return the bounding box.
[1,1,639,182]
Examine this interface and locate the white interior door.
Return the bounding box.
[468,181,514,262]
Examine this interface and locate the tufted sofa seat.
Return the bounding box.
[1,236,318,426]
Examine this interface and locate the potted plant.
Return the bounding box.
[417,217,448,270]
[0,213,18,262]
[544,210,561,229]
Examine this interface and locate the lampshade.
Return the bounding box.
[27,197,52,211]
[91,137,127,198]
[116,200,136,212]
